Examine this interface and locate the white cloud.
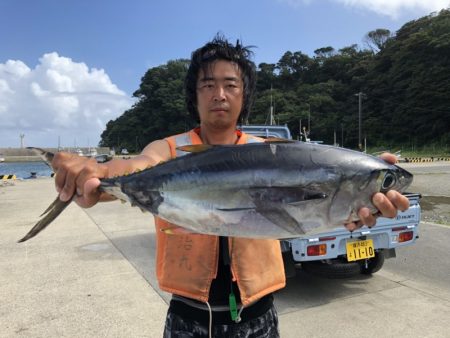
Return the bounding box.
[278,0,449,18]
[0,53,134,147]
[335,0,449,18]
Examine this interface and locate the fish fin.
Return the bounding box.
[176,144,213,153]
[27,147,54,166]
[249,187,328,235]
[216,188,327,212]
[39,196,62,216]
[264,137,296,143]
[256,204,307,235]
[18,197,71,243]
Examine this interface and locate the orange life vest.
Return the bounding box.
[154,128,286,306]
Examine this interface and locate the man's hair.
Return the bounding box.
[185,34,257,124]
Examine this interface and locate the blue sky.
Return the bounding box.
[0,0,447,147]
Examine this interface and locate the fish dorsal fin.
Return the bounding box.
[264,137,296,144]
[176,144,214,153]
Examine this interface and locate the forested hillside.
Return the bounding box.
[100,10,449,152]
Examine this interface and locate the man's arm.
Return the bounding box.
[52,139,171,208]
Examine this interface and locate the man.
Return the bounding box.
[52,35,409,337]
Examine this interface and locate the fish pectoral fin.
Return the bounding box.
[176,144,214,153]
[256,204,306,235]
[18,196,71,243]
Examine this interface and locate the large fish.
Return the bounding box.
[19,141,413,242]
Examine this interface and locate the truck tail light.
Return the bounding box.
[307,244,327,256]
[398,231,414,243]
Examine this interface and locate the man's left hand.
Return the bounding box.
[345,153,410,231]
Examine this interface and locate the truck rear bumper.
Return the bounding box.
[285,199,420,262]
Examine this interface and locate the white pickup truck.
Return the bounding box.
[241,125,421,278]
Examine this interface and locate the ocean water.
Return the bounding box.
[0,162,53,179]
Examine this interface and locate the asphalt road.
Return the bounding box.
[382,162,450,291]
[383,221,450,291]
[402,162,450,224]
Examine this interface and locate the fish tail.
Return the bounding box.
[27,147,55,166]
[39,196,62,216]
[18,197,71,243]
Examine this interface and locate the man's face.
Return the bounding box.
[196,60,244,129]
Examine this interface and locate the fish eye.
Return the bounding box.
[381,172,396,191]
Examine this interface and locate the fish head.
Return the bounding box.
[328,163,413,225]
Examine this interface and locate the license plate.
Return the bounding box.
[346,239,375,262]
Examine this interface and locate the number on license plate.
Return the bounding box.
[346,239,375,262]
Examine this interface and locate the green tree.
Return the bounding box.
[100,59,192,151]
[100,10,450,151]
[363,9,450,148]
[364,29,392,53]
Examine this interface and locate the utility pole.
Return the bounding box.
[302,103,311,139]
[20,134,25,148]
[299,119,302,141]
[354,92,366,151]
[269,85,274,125]
[307,103,311,135]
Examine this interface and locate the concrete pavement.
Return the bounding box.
[1,179,167,337]
[1,179,449,337]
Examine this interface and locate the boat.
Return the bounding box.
[88,148,98,157]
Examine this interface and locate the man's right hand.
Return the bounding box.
[50,140,172,209]
[52,152,109,208]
